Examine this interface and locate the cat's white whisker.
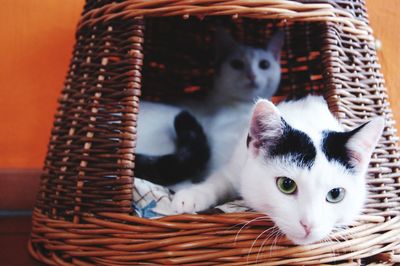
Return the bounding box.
[248,225,278,265]
[252,225,279,265]
[233,215,271,243]
[269,229,283,259]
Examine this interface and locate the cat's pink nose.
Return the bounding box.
[300,220,313,237]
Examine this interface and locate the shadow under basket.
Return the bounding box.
[29,1,400,265]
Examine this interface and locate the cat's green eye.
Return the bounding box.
[326,188,345,203]
[276,177,297,195]
[230,59,244,70]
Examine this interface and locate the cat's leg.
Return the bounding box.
[172,168,237,213]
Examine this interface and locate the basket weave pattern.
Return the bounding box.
[29,0,400,265]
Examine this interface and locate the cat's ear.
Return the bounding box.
[267,30,284,60]
[215,28,237,62]
[248,99,284,154]
[346,117,385,171]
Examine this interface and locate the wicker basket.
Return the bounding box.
[29,0,400,265]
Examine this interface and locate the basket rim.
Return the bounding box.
[77,0,373,42]
[29,207,400,265]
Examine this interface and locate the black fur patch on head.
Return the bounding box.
[268,120,316,168]
[321,124,365,170]
[321,131,353,170]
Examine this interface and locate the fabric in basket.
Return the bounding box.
[133,178,251,218]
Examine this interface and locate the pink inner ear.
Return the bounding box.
[347,150,363,166]
[249,116,263,157]
[346,117,385,169]
[250,101,269,139]
[250,140,261,157]
[359,138,375,151]
[347,138,375,167]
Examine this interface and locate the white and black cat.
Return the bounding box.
[172,95,384,245]
[135,29,284,186]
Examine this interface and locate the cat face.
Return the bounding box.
[241,99,384,245]
[213,30,284,102]
[241,152,367,245]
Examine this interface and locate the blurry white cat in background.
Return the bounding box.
[173,95,384,245]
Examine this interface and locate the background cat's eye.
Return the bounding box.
[259,59,270,70]
[276,176,297,195]
[230,59,245,70]
[326,188,345,203]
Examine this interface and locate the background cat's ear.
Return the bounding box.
[346,117,385,171]
[215,28,237,63]
[267,30,284,60]
[249,99,284,153]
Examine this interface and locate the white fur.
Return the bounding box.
[173,95,384,245]
[135,101,181,156]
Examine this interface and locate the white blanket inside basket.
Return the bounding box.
[133,178,251,218]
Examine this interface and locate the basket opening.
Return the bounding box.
[141,17,327,102]
[134,17,330,216]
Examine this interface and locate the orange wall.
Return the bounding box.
[0,0,398,168]
[367,0,400,133]
[0,1,84,168]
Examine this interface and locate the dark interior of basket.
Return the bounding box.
[141,17,326,101]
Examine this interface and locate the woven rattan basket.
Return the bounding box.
[29,0,400,265]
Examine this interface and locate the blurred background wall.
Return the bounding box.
[0,0,398,169]
[0,0,85,168]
